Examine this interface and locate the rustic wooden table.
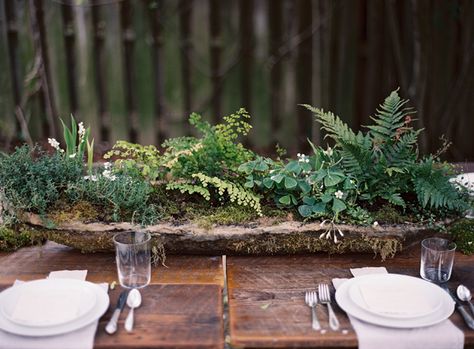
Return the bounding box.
[0,242,224,349]
[0,242,473,348]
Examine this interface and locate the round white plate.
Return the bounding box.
[347,274,443,319]
[0,279,109,337]
[0,279,97,327]
[336,274,455,328]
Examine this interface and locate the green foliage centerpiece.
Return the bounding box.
[0,91,472,258]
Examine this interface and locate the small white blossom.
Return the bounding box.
[69,153,76,159]
[297,153,310,163]
[48,138,61,151]
[84,175,98,182]
[78,121,86,140]
[103,170,117,181]
[335,190,344,199]
[323,147,333,157]
[373,221,379,227]
[103,162,112,170]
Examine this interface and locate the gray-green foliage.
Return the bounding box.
[0,146,83,215]
[66,169,160,225]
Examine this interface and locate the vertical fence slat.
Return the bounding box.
[209,0,222,122]
[4,0,22,136]
[119,0,138,142]
[60,0,78,115]
[178,0,193,134]
[29,0,58,139]
[148,0,166,145]
[91,4,109,142]
[239,0,253,115]
[268,0,283,144]
[296,0,313,152]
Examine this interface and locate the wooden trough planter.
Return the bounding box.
[17,211,446,260]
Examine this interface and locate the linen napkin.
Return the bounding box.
[333,267,464,349]
[0,270,108,349]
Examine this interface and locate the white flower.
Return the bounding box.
[84,175,98,182]
[69,153,76,159]
[335,190,344,199]
[78,122,86,139]
[103,162,112,170]
[48,138,60,150]
[297,153,309,163]
[373,221,379,227]
[323,147,333,157]
[102,170,116,181]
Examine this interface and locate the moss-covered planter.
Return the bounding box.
[16,211,449,260]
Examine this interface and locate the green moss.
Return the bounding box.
[449,218,474,255]
[372,205,410,224]
[49,201,100,224]
[0,225,42,251]
[187,204,259,229]
[232,233,401,260]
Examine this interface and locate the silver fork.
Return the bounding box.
[304,291,321,331]
[318,283,340,331]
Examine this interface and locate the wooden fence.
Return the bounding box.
[0,0,473,160]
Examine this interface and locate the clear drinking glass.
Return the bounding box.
[113,231,151,288]
[420,237,456,283]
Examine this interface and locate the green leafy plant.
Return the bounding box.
[104,141,161,181]
[162,108,254,180]
[0,146,83,216]
[302,89,469,214]
[59,114,92,160]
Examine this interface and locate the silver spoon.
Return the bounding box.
[456,284,474,315]
[124,289,142,332]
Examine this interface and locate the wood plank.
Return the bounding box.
[209,0,222,122]
[227,246,474,348]
[0,242,224,287]
[94,284,223,349]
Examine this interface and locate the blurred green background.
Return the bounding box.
[0,0,473,160]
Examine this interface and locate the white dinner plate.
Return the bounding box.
[336,274,455,328]
[347,274,443,319]
[0,279,109,337]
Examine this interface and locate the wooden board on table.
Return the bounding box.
[227,246,474,348]
[0,242,224,286]
[95,284,223,349]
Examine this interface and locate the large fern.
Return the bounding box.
[303,89,468,214]
[301,104,372,179]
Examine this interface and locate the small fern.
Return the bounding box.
[166,181,211,201]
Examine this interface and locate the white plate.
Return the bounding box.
[347,274,443,319]
[336,274,455,328]
[0,279,97,327]
[0,279,109,337]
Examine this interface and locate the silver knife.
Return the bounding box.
[105,290,129,335]
[442,285,474,330]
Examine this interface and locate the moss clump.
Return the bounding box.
[0,225,41,251]
[232,233,401,261]
[187,204,259,229]
[372,205,410,224]
[449,218,474,255]
[49,201,100,224]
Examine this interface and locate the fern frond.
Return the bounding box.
[192,173,262,216]
[166,181,211,201]
[366,89,415,142]
[412,160,468,211]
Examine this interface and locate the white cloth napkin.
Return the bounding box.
[0,270,108,349]
[333,267,464,349]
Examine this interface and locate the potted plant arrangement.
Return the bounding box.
[1,90,472,260]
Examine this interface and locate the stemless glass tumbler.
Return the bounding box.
[113,231,151,288]
[420,237,456,283]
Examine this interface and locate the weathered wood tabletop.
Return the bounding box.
[227,247,474,349]
[0,242,224,349]
[0,241,473,348]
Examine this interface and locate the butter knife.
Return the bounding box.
[442,285,474,330]
[105,290,129,335]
